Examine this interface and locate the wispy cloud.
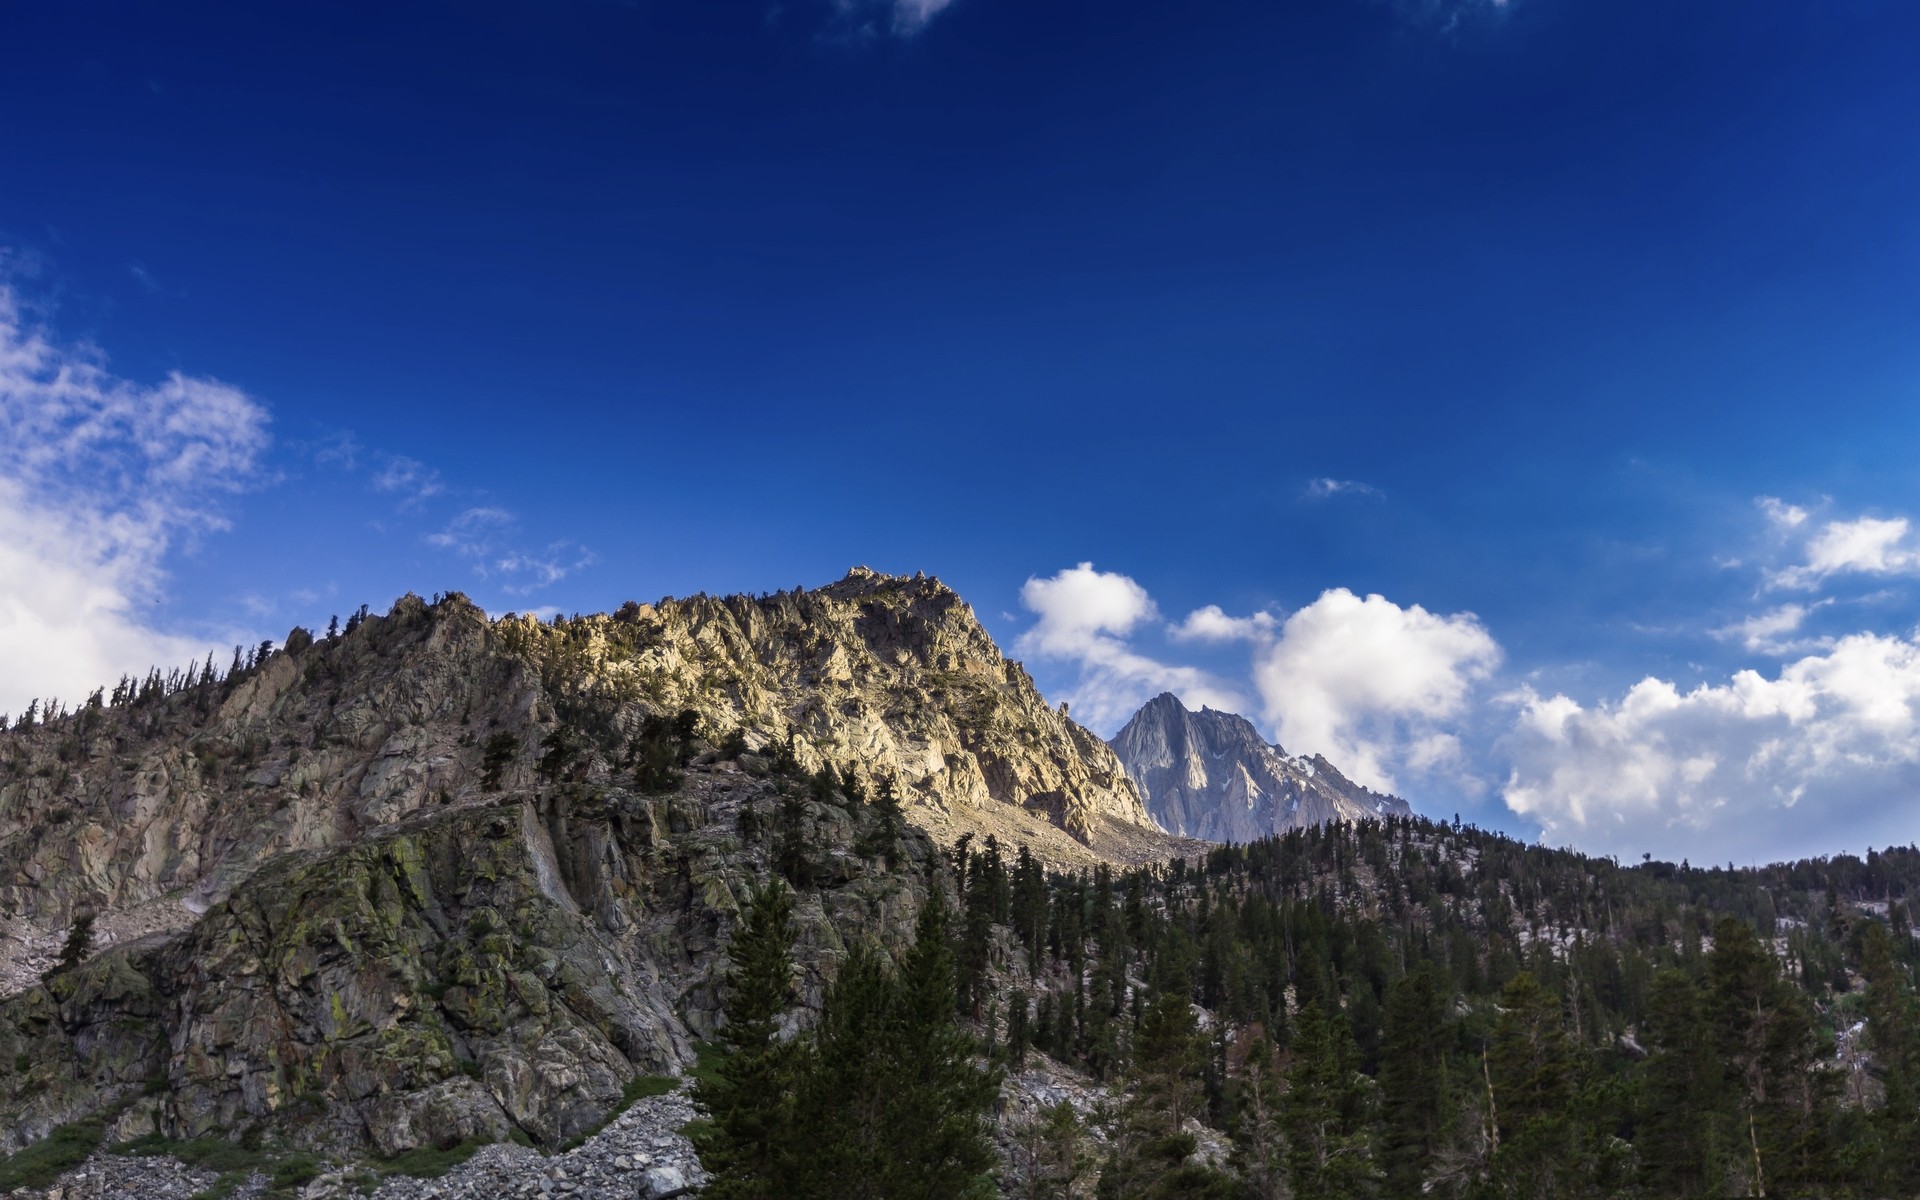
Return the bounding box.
[1385,0,1518,35]
[127,262,167,296]
[828,0,957,38]
[426,507,594,595]
[1304,477,1384,501]
[371,453,445,506]
[0,270,265,713]
[309,430,362,471]
[1713,601,1834,656]
[1768,514,1920,591]
[426,507,515,557]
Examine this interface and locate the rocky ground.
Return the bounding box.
[0,902,199,1001]
[354,1085,705,1200]
[2,1152,244,1200]
[7,1085,707,1199]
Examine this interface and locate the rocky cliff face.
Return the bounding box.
[1108,693,1412,842]
[0,570,1159,934]
[576,566,1157,850]
[0,569,1185,1166]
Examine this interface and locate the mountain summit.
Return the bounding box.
[1108,692,1412,841]
[0,570,1184,1164]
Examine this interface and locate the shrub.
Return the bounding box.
[0,1117,107,1190]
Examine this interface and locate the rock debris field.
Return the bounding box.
[8,1086,708,1200]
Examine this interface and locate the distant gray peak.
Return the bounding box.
[1109,692,1411,842]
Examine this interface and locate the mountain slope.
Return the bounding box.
[1108,692,1411,841]
[0,569,1202,1171]
[0,569,1167,941]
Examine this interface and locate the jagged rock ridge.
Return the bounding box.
[1108,692,1412,842]
[0,568,1160,937]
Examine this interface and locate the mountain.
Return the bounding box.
[0,568,1164,939]
[1,575,1914,1198]
[1108,692,1412,841]
[0,569,1190,1169]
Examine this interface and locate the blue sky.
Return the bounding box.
[4,0,1920,865]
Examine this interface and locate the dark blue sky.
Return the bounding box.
[5,0,1920,861]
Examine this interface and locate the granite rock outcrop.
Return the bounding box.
[1108,692,1412,842]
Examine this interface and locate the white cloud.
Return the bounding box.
[1253,589,1501,793]
[887,0,954,33]
[0,280,267,716]
[832,0,955,36]
[426,506,514,557]
[1758,495,1809,531]
[1503,631,1920,863]
[1386,0,1518,34]
[310,430,361,470]
[496,544,599,596]
[426,508,593,595]
[127,263,166,296]
[1754,497,1920,592]
[1305,477,1383,501]
[1769,515,1920,591]
[1714,601,1834,656]
[1170,605,1278,644]
[1016,564,1245,730]
[372,453,444,504]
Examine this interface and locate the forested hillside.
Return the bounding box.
[3,586,1918,1197]
[927,815,1920,1197]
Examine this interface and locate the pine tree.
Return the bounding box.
[775,790,812,888]
[1638,968,1730,1197]
[1018,1101,1093,1200]
[1008,989,1032,1070]
[855,773,904,867]
[697,881,802,1200]
[1861,919,1920,1189]
[1013,844,1050,970]
[1098,957,1238,1199]
[795,942,897,1200]
[879,889,1002,1199]
[43,911,95,981]
[1228,1035,1287,1200]
[1281,1002,1382,1200]
[1707,918,1836,1196]
[1379,965,1449,1198]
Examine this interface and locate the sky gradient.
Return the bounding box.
[5,0,1920,866]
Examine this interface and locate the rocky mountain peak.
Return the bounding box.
[0,569,1197,1172]
[1108,692,1411,841]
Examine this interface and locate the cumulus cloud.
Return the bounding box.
[1769,515,1920,591]
[1304,477,1383,501]
[1503,632,1920,863]
[1253,589,1501,793]
[0,280,267,716]
[1170,605,1278,644]
[1015,564,1245,730]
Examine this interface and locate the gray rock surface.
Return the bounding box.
[1109,693,1412,842]
[0,570,1196,1189]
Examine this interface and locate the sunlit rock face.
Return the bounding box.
[1109,692,1412,843]
[0,569,1190,1158]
